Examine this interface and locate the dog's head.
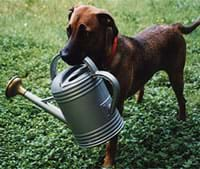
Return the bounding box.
[60,5,118,66]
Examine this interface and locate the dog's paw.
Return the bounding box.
[101,166,115,169]
[102,161,115,169]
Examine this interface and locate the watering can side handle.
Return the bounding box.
[50,54,61,80]
[94,71,120,115]
[83,57,98,73]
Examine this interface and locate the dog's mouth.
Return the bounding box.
[60,48,86,65]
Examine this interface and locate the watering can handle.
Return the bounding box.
[50,55,95,81]
[50,53,61,80]
[83,57,98,73]
[83,57,120,115]
[94,71,120,115]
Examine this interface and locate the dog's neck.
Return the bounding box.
[102,34,132,71]
[106,36,118,66]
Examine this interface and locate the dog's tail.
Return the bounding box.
[175,19,200,34]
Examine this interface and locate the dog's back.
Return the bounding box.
[134,24,186,72]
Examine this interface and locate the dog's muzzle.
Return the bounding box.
[60,42,84,65]
[60,48,69,63]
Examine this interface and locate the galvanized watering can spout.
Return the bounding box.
[6,54,124,148]
[5,76,67,123]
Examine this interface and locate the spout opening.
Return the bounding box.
[5,76,25,98]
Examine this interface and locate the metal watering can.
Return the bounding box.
[6,55,124,148]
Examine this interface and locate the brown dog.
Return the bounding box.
[60,5,200,168]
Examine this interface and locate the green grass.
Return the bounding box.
[0,0,200,168]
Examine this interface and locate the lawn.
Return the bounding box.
[0,0,200,168]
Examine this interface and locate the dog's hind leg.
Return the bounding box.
[168,71,187,120]
[135,86,144,103]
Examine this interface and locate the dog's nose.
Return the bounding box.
[60,48,69,63]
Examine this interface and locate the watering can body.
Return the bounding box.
[6,55,124,148]
[50,56,124,147]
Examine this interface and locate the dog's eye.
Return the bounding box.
[77,24,93,40]
[78,30,91,41]
[66,26,72,37]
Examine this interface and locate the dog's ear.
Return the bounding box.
[96,12,118,59]
[96,13,118,37]
[68,7,74,21]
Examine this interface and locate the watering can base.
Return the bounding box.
[75,112,124,148]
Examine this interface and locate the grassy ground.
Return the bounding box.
[0,0,200,168]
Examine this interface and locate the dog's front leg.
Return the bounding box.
[103,135,118,168]
[102,102,124,168]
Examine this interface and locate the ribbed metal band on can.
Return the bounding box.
[52,72,92,96]
[53,78,102,103]
[74,111,124,148]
